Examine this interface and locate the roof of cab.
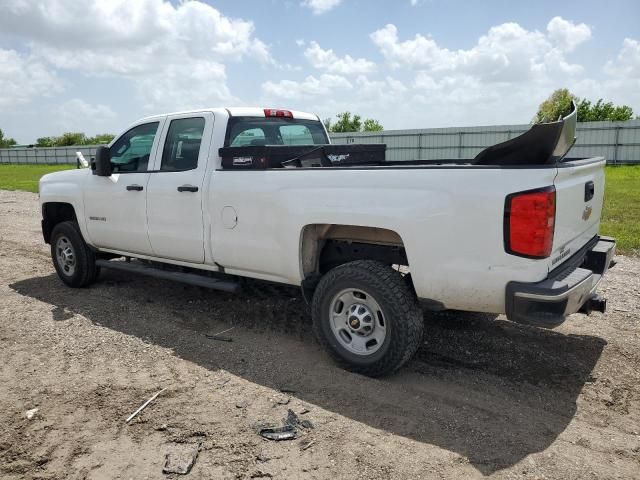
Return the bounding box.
[225,107,319,121]
[138,107,319,122]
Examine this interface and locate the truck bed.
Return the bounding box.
[219,102,578,170]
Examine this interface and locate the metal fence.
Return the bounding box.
[331,119,640,164]
[0,145,99,165]
[1,119,639,165]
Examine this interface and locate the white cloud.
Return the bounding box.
[546,16,591,53]
[0,0,271,111]
[0,48,62,107]
[370,18,589,81]
[262,74,352,100]
[304,41,376,75]
[605,38,640,77]
[57,99,117,132]
[301,0,341,15]
[136,61,236,111]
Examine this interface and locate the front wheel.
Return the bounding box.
[312,260,424,376]
[50,221,99,288]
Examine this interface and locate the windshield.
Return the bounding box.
[224,117,328,147]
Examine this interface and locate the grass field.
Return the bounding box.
[0,164,74,193]
[0,163,638,254]
[600,166,640,256]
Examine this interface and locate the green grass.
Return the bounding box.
[600,165,640,256]
[0,164,74,193]
[0,163,638,254]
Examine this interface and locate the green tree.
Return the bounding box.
[363,118,384,132]
[0,128,17,148]
[55,132,87,146]
[324,112,384,133]
[86,133,115,144]
[36,133,115,147]
[576,98,634,122]
[534,88,635,123]
[533,88,576,123]
[36,137,55,147]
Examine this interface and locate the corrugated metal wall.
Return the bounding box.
[330,119,640,164]
[1,119,639,164]
[0,145,98,165]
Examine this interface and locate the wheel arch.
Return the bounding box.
[299,224,413,293]
[42,202,78,244]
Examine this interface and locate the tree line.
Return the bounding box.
[0,130,115,148]
[534,89,635,123]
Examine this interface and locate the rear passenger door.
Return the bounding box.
[146,113,214,263]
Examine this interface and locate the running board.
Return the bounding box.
[95,259,240,293]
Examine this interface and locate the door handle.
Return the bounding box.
[126,184,144,191]
[584,181,595,202]
[177,185,199,192]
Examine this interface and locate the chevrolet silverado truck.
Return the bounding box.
[39,104,616,376]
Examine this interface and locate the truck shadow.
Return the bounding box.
[10,271,606,475]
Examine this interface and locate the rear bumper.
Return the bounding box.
[505,236,616,327]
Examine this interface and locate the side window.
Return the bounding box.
[161,117,206,172]
[279,125,314,145]
[110,122,159,173]
[230,127,266,146]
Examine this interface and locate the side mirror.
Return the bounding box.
[93,146,112,176]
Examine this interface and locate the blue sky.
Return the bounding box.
[0,0,638,143]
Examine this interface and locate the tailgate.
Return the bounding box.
[549,158,606,270]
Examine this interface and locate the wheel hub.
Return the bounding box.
[55,236,76,276]
[329,289,387,356]
[347,303,373,336]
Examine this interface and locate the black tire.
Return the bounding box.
[50,221,99,288]
[312,260,424,377]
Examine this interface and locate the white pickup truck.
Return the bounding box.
[39,105,616,376]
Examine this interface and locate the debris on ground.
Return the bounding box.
[205,326,235,342]
[258,424,299,441]
[125,388,167,423]
[300,419,314,429]
[257,409,316,441]
[25,408,38,420]
[283,409,300,428]
[162,442,202,475]
[204,334,233,342]
[284,409,314,430]
[300,440,315,451]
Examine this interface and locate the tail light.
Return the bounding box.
[264,109,293,118]
[504,186,556,258]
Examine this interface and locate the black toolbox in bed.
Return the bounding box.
[219,144,386,169]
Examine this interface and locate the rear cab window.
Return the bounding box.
[224,117,328,147]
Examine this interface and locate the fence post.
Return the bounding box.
[457,132,463,159]
[613,125,621,166]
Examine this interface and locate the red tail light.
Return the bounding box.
[504,186,556,258]
[264,108,293,118]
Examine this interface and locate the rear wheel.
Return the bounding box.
[50,221,99,288]
[312,260,424,376]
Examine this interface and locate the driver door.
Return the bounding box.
[83,119,165,255]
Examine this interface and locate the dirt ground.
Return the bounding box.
[0,189,639,480]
